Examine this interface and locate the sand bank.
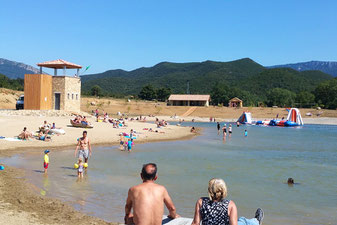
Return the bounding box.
[0,114,194,153]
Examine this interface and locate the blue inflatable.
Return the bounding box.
[284,121,299,127]
[0,165,4,171]
[269,120,278,126]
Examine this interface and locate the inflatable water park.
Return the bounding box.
[238,108,304,127]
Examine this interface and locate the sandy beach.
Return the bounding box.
[0,112,194,152]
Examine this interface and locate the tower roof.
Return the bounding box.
[37,59,82,69]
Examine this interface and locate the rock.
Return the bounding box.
[316,107,321,110]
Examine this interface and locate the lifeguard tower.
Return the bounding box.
[24,59,82,112]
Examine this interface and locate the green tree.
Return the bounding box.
[266,88,296,107]
[138,85,157,100]
[91,85,102,96]
[156,87,172,102]
[296,91,315,108]
[0,74,23,90]
[314,78,337,109]
[210,83,231,105]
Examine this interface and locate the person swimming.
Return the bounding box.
[286,177,300,186]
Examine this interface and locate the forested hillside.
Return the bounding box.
[81,58,334,108]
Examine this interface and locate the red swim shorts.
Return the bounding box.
[44,162,49,169]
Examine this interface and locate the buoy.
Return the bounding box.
[74,163,79,169]
[0,165,4,170]
[83,163,88,168]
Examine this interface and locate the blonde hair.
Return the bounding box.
[208,178,228,201]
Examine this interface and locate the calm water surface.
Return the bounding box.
[2,122,337,225]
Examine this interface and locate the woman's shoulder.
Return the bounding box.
[199,197,210,204]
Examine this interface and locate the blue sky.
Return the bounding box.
[1,0,336,74]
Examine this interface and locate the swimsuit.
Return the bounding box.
[78,149,89,159]
[78,164,84,173]
[44,154,49,169]
[127,141,132,151]
[200,197,230,225]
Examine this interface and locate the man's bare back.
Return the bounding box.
[125,163,179,225]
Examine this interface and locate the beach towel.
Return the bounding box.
[4,137,22,142]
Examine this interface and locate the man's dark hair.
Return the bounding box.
[83,131,87,134]
[141,163,157,180]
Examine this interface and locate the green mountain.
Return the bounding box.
[239,68,332,96]
[81,58,266,95]
[81,58,333,101]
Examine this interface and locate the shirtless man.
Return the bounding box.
[124,163,179,225]
[74,131,92,163]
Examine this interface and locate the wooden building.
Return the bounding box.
[168,94,210,106]
[24,59,82,112]
[24,74,53,110]
[228,97,243,108]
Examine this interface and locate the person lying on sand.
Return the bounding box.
[73,116,82,124]
[18,127,32,140]
[38,131,51,141]
[124,163,180,225]
[81,116,90,126]
[191,178,264,225]
[40,121,51,134]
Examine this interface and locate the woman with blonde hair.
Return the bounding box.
[191,178,264,225]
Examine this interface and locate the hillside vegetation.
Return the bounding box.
[81,58,266,96]
[81,58,334,108]
[0,74,24,90]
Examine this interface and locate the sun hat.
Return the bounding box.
[44,149,50,154]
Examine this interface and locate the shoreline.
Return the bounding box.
[0,113,335,225]
[0,114,199,225]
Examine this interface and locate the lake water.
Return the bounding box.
[2,122,337,224]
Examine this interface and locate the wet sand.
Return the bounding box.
[0,166,118,225]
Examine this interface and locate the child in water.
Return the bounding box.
[127,138,133,152]
[244,129,248,137]
[77,158,84,178]
[43,150,50,174]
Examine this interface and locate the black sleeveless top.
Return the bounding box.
[200,197,230,225]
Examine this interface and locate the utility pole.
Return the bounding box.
[186,80,190,94]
